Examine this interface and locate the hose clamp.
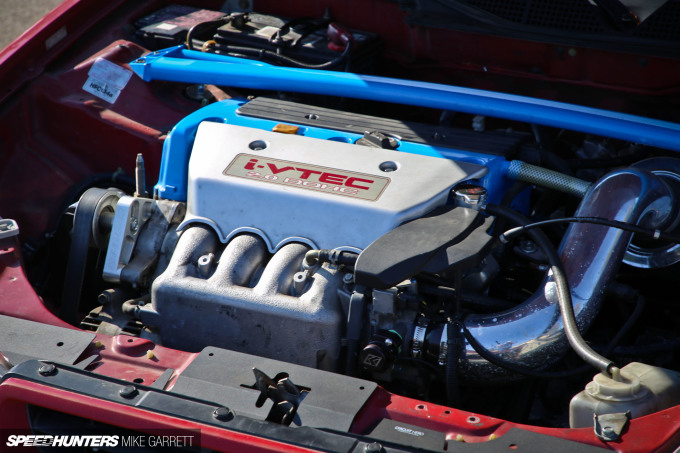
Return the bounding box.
[411,318,429,359]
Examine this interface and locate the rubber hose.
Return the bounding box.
[507,160,591,198]
[218,42,351,69]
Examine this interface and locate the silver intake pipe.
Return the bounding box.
[461,166,678,380]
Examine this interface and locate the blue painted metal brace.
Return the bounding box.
[131,46,680,151]
[129,46,680,202]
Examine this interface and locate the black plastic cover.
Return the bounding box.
[421,216,496,274]
[238,97,528,155]
[4,360,610,452]
[171,346,377,432]
[354,207,483,289]
[0,315,95,367]
[135,5,225,50]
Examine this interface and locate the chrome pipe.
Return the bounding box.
[461,166,677,380]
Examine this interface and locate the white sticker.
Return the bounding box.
[83,77,122,103]
[394,426,425,437]
[255,26,280,39]
[88,58,132,89]
[82,58,132,104]
[156,23,178,31]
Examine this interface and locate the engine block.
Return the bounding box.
[133,120,489,368]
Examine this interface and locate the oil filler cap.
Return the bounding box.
[454,183,487,208]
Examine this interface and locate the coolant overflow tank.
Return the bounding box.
[569,362,680,428]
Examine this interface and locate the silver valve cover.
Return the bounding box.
[181,122,487,251]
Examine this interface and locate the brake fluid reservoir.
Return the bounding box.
[570,362,680,428]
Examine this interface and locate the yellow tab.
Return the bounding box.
[272,123,300,134]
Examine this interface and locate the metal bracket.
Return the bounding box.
[251,368,308,426]
[0,219,19,239]
[102,196,154,282]
[103,197,185,284]
[594,411,631,442]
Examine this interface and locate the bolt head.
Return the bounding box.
[38,363,56,376]
[213,406,234,421]
[519,240,538,253]
[119,385,138,399]
[365,442,384,453]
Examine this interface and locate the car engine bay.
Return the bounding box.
[2,0,680,450]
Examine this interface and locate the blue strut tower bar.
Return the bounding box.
[130,46,680,152]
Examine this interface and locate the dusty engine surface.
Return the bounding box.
[66,92,680,429]
[149,228,343,369]
[100,119,485,370]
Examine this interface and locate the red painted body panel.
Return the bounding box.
[0,1,678,452]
